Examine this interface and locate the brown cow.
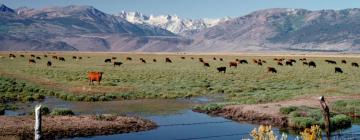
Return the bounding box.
[199,58,204,63]
[257,61,263,66]
[88,72,103,85]
[267,67,277,73]
[126,57,132,60]
[219,58,223,61]
[253,59,258,64]
[352,62,359,67]
[59,57,65,61]
[52,56,58,59]
[36,56,41,60]
[229,62,238,68]
[181,57,185,59]
[277,62,283,66]
[341,60,347,64]
[112,57,117,60]
[153,59,157,62]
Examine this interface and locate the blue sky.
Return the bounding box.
[1,0,360,19]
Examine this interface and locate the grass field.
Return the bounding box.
[1,52,360,104]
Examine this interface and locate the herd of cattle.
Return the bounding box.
[5,53,360,85]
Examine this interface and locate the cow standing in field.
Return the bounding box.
[257,61,263,66]
[199,58,204,63]
[44,55,47,58]
[126,57,132,61]
[308,61,316,68]
[341,60,347,64]
[113,62,123,67]
[278,62,283,66]
[239,60,248,64]
[140,58,146,63]
[52,56,58,59]
[88,72,103,85]
[30,54,35,58]
[217,67,226,73]
[153,59,157,62]
[47,61,52,67]
[59,57,65,61]
[29,59,36,64]
[267,67,277,73]
[303,62,308,65]
[285,61,293,66]
[20,55,25,57]
[112,57,117,60]
[253,59,258,64]
[325,60,337,64]
[352,62,359,67]
[72,56,77,60]
[335,67,343,73]
[181,57,185,60]
[213,57,216,60]
[36,56,41,60]
[229,62,238,68]
[219,58,223,61]
[166,58,172,63]
[9,54,16,59]
[105,59,112,63]
[203,62,210,67]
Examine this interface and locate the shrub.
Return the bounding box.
[290,117,317,129]
[331,114,351,128]
[0,107,5,115]
[50,108,74,116]
[280,106,298,115]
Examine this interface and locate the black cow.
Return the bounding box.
[239,60,248,64]
[36,56,41,60]
[351,62,359,67]
[325,60,337,64]
[278,62,283,66]
[47,61,52,67]
[181,57,185,59]
[285,61,293,66]
[113,62,123,67]
[335,67,343,73]
[30,54,35,57]
[308,61,316,68]
[341,60,347,64]
[213,57,216,60]
[72,56,77,60]
[153,59,157,62]
[219,58,223,61]
[217,67,226,73]
[20,54,25,57]
[203,62,210,67]
[166,58,172,63]
[59,57,65,61]
[105,59,112,63]
[126,57,132,61]
[141,59,146,63]
[303,62,308,65]
[199,58,204,63]
[29,59,36,64]
[44,55,48,58]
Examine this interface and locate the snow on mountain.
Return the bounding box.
[118,11,230,34]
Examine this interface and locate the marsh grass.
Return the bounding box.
[1,53,360,104]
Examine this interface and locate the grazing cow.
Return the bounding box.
[257,61,263,66]
[72,56,77,60]
[78,57,82,60]
[351,62,359,67]
[325,60,337,64]
[335,67,343,73]
[88,72,103,85]
[253,59,258,64]
[47,61,52,67]
[36,56,41,60]
[262,60,267,63]
[9,54,16,58]
[267,67,277,73]
[141,59,146,63]
[219,58,223,61]
[273,58,278,61]
[213,57,216,60]
[308,61,316,68]
[341,60,347,64]
[44,55,47,58]
[126,57,132,60]
[300,58,307,61]
[105,59,111,63]
[20,54,25,57]
[199,58,204,63]
[289,59,296,63]
[166,58,172,63]
[285,61,293,66]
[113,61,123,67]
[59,57,65,61]
[217,67,226,73]
[181,57,185,59]
[52,56,58,59]
[112,57,117,60]
[191,57,194,60]
[29,59,36,64]
[229,62,238,68]
[239,60,248,64]
[153,59,157,62]
[278,62,283,66]
[303,62,308,65]
[30,54,35,57]
[235,59,240,62]
[203,62,210,67]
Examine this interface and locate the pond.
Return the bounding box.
[3,97,360,140]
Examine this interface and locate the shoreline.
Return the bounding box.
[0,115,157,139]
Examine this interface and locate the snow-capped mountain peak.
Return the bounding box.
[118,11,230,34]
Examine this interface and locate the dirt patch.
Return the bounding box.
[195,95,360,128]
[0,115,156,139]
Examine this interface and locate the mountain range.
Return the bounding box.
[1,4,360,52]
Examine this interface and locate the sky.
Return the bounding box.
[1,0,360,19]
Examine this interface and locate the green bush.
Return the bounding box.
[290,117,317,129]
[50,108,74,116]
[331,114,351,128]
[280,106,298,115]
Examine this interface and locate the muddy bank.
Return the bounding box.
[194,106,288,128]
[0,115,156,139]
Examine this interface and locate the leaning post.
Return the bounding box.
[319,96,331,140]
[34,104,42,140]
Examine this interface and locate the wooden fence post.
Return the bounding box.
[34,104,42,140]
[319,96,331,140]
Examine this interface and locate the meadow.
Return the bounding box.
[1,52,360,104]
